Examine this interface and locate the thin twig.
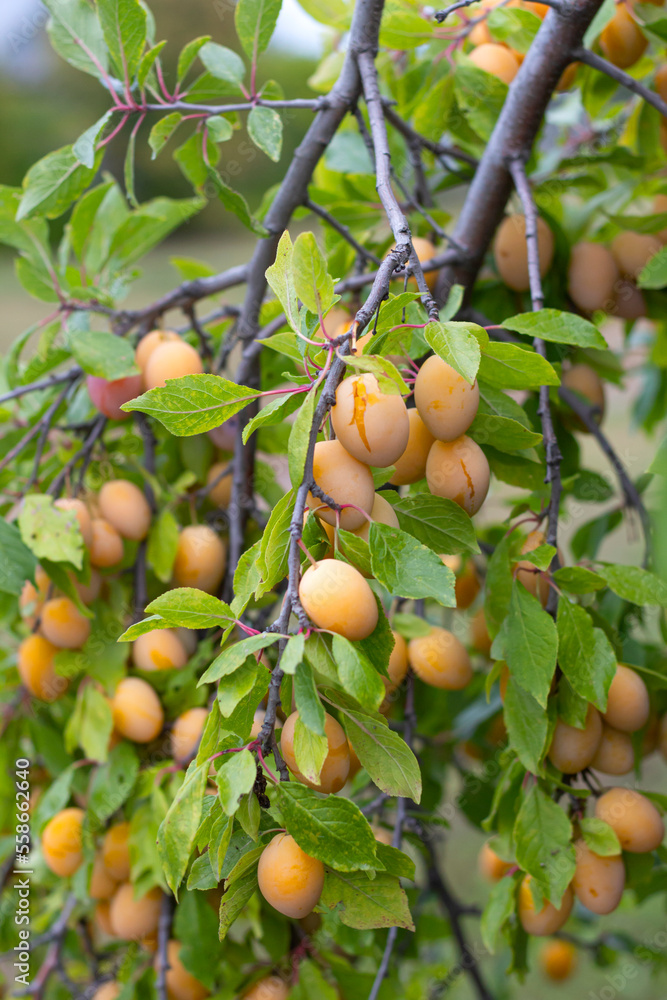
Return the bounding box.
[47,415,107,498]
[573,47,667,119]
[155,893,175,1000]
[0,368,81,406]
[305,198,382,265]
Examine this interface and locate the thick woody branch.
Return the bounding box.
[437,0,605,302]
[573,47,667,118]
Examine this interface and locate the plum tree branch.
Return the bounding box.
[156,893,175,1000]
[508,156,562,614]
[573,47,667,118]
[558,384,652,566]
[437,0,606,303]
[305,197,382,265]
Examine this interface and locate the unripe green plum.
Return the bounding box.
[102,822,131,881]
[40,596,90,649]
[87,374,143,420]
[469,42,520,84]
[90,518,124,568]
[109,883,162,939]
[602,664,649,733]
[143,340,203,391]
[540,940,577,982]
[17,633,68,702]
[171,707,208,762]
[572,839,625,914]
[161,939,210,1000]
[518,876,573,935]
[351,492,399,543]
[298,559,378,640]
[548,704,602,774]
[567,242,619,313]
[600,6,647,69]
[111,677,164,743]
[493,214,554,291]
[595,788,664,853]
[408,626,472,690]
[331,373,410,468]
[54,497,93,547]
[414,355,480,443]
[172,525,226,594]
[307,439,375,532]
[425,435,490,516]
[281,710,351,793]
[390,409,435,485]
[42,807,85,876]
[257,833,325,918]
[98,479,152,541]
[132,629,188,672]
[590,724,634,775]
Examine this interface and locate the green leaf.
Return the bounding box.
[638,245,667,289]
[469,412,542,454]
[332,635,385,712]
[342,709,421,801]
[248,106,283,162]
[218,846,263,939]
[147,509,180,583]
[502,309,606,349]
[177,36,212,84]
[88,742,139,824]
[552,566,606,594]
[157,762,210,897]
[504,677,548,773]
[424,320,483,385]
[232,540,262,616]
[321,869,414,930]
[492,581,557,707]
[487,6,540,51]
[73,110,114,169]
[199,41,245,89]
[121,373,258,435]
[335,528,373,579]
[67,327,139,380]
[65,684,113,762]
[293,717,328,785]
[206,166,268,236]
[280,633,305,675]
[137,40,166,88]
[216,750,257,815]
[597,563,667,606]
[479,383,533,428]
[148,113,183,159]
[199,634,276,685]
[278,784,378,871]
[17,145,102,221]
[478,343,560,390]
[243,389,303,445]
[255,489,295,598]
[374,841,415,880]
[143,588,235,631]
[288,389,317,489]
[369,523,456,606]
[107,197,204,266]
[557,601,616,711]
[235,0,282,57]
[44,0,109,81]
[217,659,260,718]
[292,231,335,317]
[265,230,300,333]
[98,0,147,80]
[18,495,84,570]
[480,873,516,953]
[0,520,37,596]
[293,660,326,736]
[580,817,622,856]
[514,786,575,906]
[518,544,556,572]
[386,492,479,554]
[206,116,234,143]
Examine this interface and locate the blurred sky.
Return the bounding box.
[0,0,324,75]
